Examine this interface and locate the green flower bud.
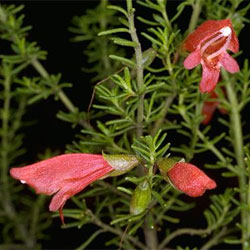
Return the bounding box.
[142,48,157,68]
[102,153,139,177]
[130,180,151,215]
[157,158,177,181]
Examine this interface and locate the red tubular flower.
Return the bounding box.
[202,90,227,124]
[183,19,239,93]
[10,154,114,223]
[167,162,216,197]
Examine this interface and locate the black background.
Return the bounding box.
[1,0,250,249]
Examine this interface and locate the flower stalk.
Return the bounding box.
[222,70,248,247]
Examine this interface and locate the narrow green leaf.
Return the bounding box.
[117,186,133,195]
[107,5,128,17]
[118,17,129,27]
[128,220,144,235]
[137,16,158,26]
[111,214,132,225]
[109,55,136,68]
[224,238,242,244]
[98,28,130,36]
[110,37,138,47]
[141,32,162,46]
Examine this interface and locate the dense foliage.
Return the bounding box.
[0,0,250,249]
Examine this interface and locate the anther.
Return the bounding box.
[220,26,231,37]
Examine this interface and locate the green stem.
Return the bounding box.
[31,58,49,78]
[100,0,111,73]
[57,91,77,113]
[127,1,144,137]
[31,59,76,113]
[223,70,247,249]
[127,0,158,248]
[161,5,172,32]
[188,0,202,33]
[225,79,245,169]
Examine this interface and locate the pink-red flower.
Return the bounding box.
[202,90,227,124]
[167,162,216,197]
[10,154,114,223]
[183,19,239,93]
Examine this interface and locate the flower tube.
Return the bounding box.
[10,153,139,223]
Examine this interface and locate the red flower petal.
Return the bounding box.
[49,166,112,211]
[202,91,219,124]
[167,162,216,197]
[228,29,239,53]
[220,53,240,73]
[183,50,201,69]
[199,63,220,93]
[10,154,113,223]
[202,89,228,124]
[202,100,218,125]
[184,19,234,52]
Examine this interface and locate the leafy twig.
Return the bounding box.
[127,0,144,137]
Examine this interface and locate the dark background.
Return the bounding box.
[1,1,250,249]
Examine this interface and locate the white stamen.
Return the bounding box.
[200,33,224,54]
[200,26,232,55]
[20,180,26,184]
[206,32,231,60]
[220,26,231,37]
